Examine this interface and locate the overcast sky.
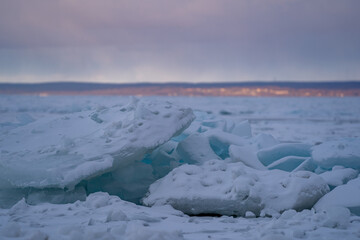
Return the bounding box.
[0,0,359,83]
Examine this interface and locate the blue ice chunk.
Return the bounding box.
[86,161,155,204]
[257,143,312,166]
[150,141,181,178]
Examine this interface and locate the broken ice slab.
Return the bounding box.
[143,160,329,217]
[0,99,195,204]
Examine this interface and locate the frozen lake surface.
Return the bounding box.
[0,95,360,239]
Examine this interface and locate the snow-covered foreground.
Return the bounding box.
[1,95,360,239]
[1,192,360,240]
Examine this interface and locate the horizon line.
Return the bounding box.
[1,80,360,85]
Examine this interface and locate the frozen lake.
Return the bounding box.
[0,95,360,239]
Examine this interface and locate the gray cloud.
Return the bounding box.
[0,0,359,83]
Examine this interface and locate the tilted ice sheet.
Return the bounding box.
[0,98,195,190]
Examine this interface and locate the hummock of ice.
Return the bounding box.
[143,160,329,216]
[0,98,195,191]
[312,139,360,170]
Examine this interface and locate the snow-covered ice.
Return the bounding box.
[319,166,358,189]
[143,160,329,216]
[1,192,360,240]
[315,177,360,216]
[312,139,360,170]
[1,95,360,239]
[0,97,194,206]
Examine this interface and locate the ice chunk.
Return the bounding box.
[86,160,155,204]
[229,145,266,170]
[176,133,220,164]
[0,99,194,204]
[314,177,360,215]
[204,129,248,159]
[292,158,318,172]
[148,141,181,178]
[319,166,358,189]
[257,143,312,166]
[143,160,329,216]
[230,120,252,138]
[253,133,279,150]
[267,156,309,172]
[312,139,360,170]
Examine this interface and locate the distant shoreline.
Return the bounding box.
[1,81,360,97]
